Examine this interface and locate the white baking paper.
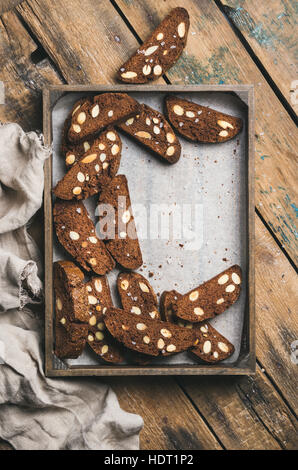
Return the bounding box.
[52,90,248,367]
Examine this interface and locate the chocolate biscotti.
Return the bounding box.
[86,276,124,363]
[68,93,141,143]
[117,104,181,164]
[55,322,87,359]
[54,128,122,200]
[98,175,143,270]
[160,290,235,363]
[117,8,189,84]
[53,199,115,275]
[172,265,242,323]
[165,96,243,143]
[104,308,197,357]
[117,272,160,320]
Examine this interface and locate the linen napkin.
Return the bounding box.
[0,122,143,450]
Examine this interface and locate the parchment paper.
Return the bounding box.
[52,91,247,367]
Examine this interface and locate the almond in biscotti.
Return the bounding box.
[54,127,122,200]
[160,290,235,363]
[117,272,160,320]
[172,265,242,323]
[97,175,143,270]
[165,96,243,143]
[53,199,115,275]
[104,308,197,356]
[117,104,181,164]
[117,8,189,84]
[68,93,141,143]
[86,276,124,364]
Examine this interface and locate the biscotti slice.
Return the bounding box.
[55,322,87,359]
[53,199,115,275]
[117,104,181,164]
[54,127,122,200]
[160,290,234,363]
[165,96,243,143]
[54,260,89,325]
[61,98,95,167]
[117,8,189,84]
[86,276,124,364]
[117,272,160,320]
[104,307,197,357]
[68,93,141,143]
[98,175,143,270]
[173,265,242,323]
[190,322,235,363]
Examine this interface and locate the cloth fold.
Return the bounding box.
[0,122,143,450]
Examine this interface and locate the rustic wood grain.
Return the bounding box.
[107,377,222,450]
[179,364,297,450]
[254,212,298,413]
[0,0,23,15]
[0,10,61,131]
[17,0,164,85]
[113,0,298,265]
[220,0,298,115]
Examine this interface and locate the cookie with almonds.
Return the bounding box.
[160,290,235,363]
[117,104,181,164]
[172,265,242,323]
[98,175,143,270]
[53,199,115,275]
[104,307,197,357]
[54,127,122,200]
[86,276,124,364]
[117,8,189,84]
[165,96,243,143]
[68,93,141,143]
[117,272,160,320]
[61,98,95,167]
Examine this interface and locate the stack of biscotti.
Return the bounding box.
[54,261,89,359]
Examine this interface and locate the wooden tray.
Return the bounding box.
[43,84,255,376]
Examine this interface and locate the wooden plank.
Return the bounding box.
[107,377,222,450]
[112,0,298,265]
[0,10,62,131]
[0,0,23,15]
[255,211,298,412]
[179,364,297,450]
[220,0,298,115]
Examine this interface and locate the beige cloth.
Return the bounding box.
[0,123,143,450]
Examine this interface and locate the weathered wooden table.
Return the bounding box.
[0,0,297,450]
